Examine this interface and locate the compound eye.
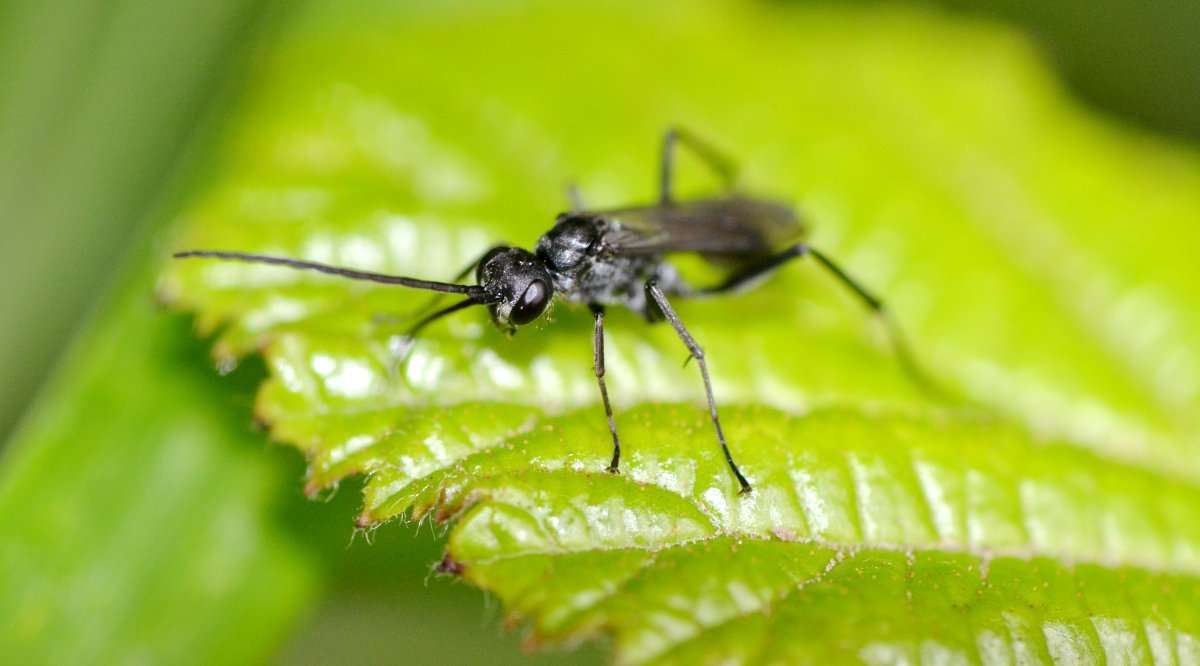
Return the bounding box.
[510,279,550,325]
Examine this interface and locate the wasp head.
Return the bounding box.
[476,247,554,330]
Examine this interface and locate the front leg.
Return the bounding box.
[591,304,621,473]
[645,281,752,494]
[385,244,509,325]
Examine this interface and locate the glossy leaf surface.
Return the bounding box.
[160,1,1200,662]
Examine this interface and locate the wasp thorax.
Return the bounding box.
[477,247,554,329]
[539,214,601,272]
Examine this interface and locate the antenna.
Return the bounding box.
[174,250,489,298]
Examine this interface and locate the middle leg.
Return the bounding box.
[645,281,752,494]
[591,304,622,474]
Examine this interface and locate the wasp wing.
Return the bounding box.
[598,197,805,259]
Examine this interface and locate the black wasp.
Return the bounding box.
[176,128,929,494]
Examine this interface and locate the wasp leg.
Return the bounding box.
[695,244,809,296]
[378,244,506,326]
[699,243,944,398]
[659,127,739,205]
[590,305,622,474]
[645,280,752,494]
[805,247,945,398]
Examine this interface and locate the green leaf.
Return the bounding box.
[426,405,1200,661]
[0,257,318,663]
[159,0,1200,662]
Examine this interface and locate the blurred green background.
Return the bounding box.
[5,0,1200,451]
[0,0,1196,663]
